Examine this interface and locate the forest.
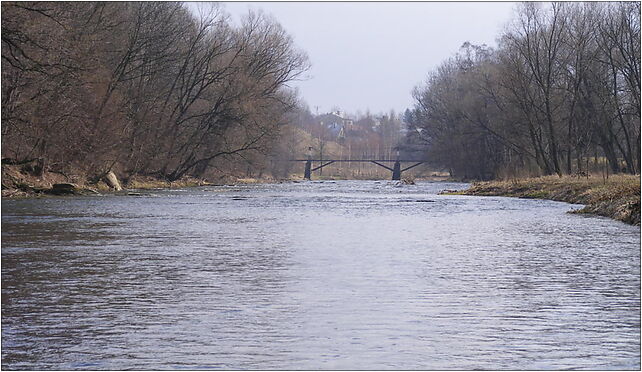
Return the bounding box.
[2,2,309,183]
[404,2,640,180]
[2,2,641,185]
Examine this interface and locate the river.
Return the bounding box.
[1,181,640,370]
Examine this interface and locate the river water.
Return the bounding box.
[1,181,640,370]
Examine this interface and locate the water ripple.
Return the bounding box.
[2,180,639,370]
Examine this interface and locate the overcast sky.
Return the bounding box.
[187,2,517,116]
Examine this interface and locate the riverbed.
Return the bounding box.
[2,181,640,369]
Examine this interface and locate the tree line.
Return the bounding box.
[404,2,640,180]
[2,2,309,182]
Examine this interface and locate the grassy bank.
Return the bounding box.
[450,175,640,225]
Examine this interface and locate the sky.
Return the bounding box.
[187,2,517,116]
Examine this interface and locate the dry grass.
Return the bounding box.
[452,175,640,225]
[125,176,213,189]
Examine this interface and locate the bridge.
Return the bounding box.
[291,149,425,180]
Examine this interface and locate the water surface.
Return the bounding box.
[2,181,640,369]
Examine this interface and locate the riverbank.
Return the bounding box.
[0,163,286,198]
[1,161,450,198]
[448,175,641,225]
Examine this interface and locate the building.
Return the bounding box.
[317,111,354,137]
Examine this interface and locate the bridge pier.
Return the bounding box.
[304,147,312,180]
[304,160,311,180]
[392,161,401,180]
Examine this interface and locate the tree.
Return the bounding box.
[404,2,640,180]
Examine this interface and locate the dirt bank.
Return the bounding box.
[448,175,640,225]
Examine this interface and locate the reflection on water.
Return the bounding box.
[2,181,640,369]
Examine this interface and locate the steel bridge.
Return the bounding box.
[290,158,425,180]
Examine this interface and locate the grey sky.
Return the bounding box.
[188,2,517,115]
